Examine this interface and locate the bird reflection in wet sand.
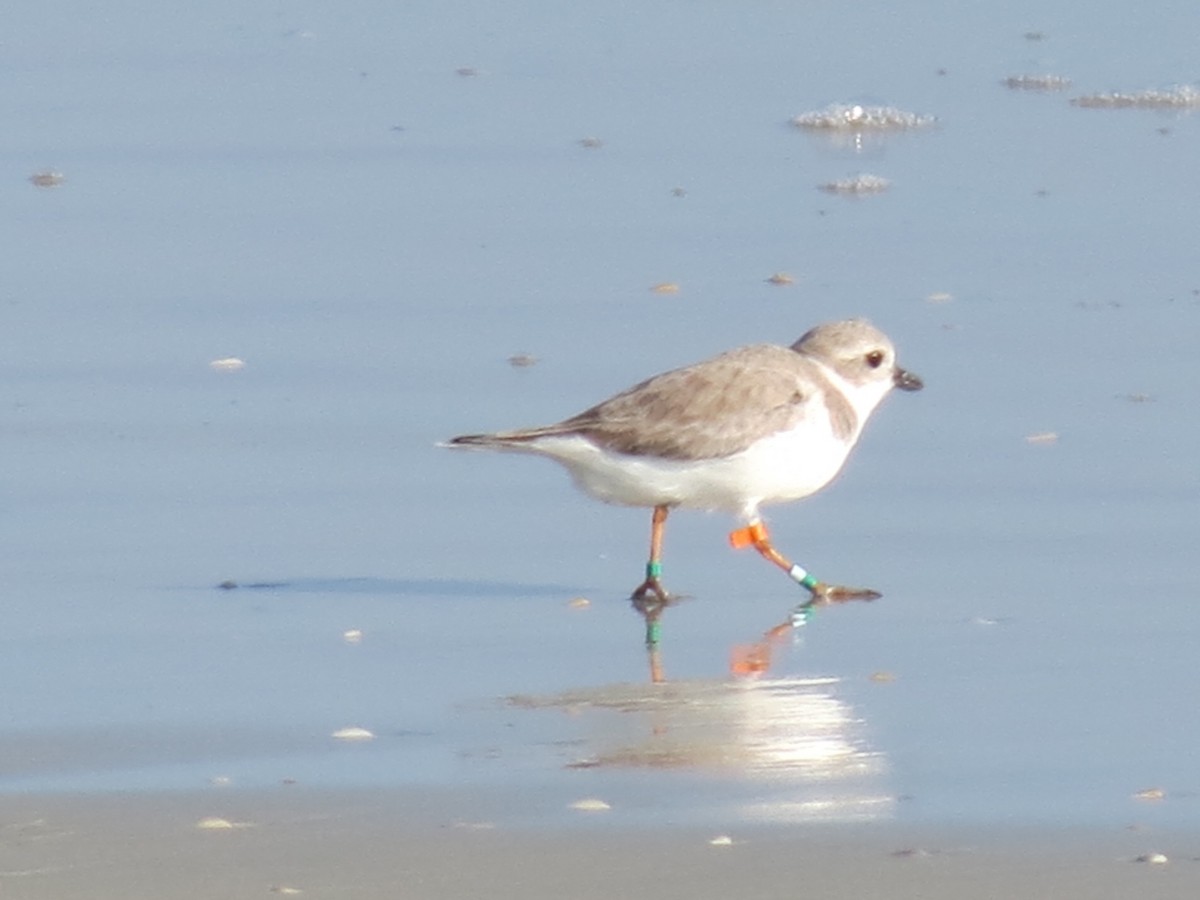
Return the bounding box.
[633,591,821,683]
[508,676,891,824]
[447,320,922,666]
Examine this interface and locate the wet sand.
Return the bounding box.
[8,3,1200,896]
[1,788,1194,899]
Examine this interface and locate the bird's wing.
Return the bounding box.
[555,344,835,461]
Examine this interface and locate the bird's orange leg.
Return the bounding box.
[727,520,880,677]
[630,505,671,606]
[627,505,675,682]
[728,520,881,603]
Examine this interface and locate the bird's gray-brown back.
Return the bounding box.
[547,343,856,460]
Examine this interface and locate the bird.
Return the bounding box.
[445,319,922,606]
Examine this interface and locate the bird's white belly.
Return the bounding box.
[529,422,857,517]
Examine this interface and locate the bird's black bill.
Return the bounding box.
[893,368,923,392]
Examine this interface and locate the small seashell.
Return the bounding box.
[1133,788,1166,801]
[209,357,246,373]
[195,816,252,830]
[30,170,66,188]
[342,629,364,644]
[331,727,375,741]
[765,272,794,285]
[269,886,304,895]
[649,282,680,295]
[708,834,734,846]
[869,671,896,683]
[1134,852,1169,864]
[1024,431,1058,445]
[567,597,590,609]
[570,798,611,812]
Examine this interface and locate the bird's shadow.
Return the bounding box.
[212,576,583,598]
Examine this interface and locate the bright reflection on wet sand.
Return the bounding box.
[510,677,891,823]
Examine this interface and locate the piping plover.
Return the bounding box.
[446,319,922,604]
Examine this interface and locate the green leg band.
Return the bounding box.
[787,564,819,591]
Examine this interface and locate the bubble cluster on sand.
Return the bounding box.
[791,103,935,131]
[818,174,891,195]
[1070,85,1200,109]
[1003,74,1072,91]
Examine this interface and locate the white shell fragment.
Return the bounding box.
[708,834,734,846]
[331,727,375,741]
[209,357,246,373]
[791,104,936,131]
[569,798,611,812]
[342,629,364,644]
[196,817,235,829]
[1135,852,1169,864]
[195,816,253,830]
[1024,431,1059,445]
[507,353,538,368]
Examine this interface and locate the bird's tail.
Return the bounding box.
[440,429,555,450]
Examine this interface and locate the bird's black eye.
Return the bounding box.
[865,350,885,369]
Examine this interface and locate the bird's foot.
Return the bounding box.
[806,582,882,604]
[629,579,679,657]
[630,576,672,607]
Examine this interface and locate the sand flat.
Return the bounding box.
[0,789,1195,899]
